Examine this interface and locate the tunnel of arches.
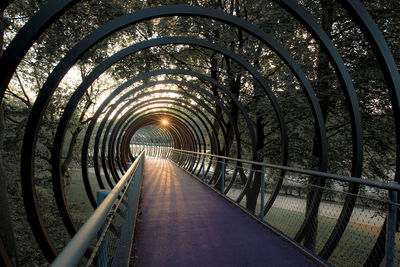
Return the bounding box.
[0,1,399,266]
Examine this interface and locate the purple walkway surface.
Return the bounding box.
[132,158,320,267]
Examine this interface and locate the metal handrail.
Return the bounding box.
[171,148,400,191]
[50,150,145,267]
[171,148,399,267]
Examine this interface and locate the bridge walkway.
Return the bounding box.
[131,158,322,266]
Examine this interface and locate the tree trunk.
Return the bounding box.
[302,0,334,251]
[246,114,265,211]
[245,45,265,212]
[0,15,17,266]
[61,127,82,177]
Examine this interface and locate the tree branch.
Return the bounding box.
[5,88,31,108]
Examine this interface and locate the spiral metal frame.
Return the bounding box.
[86,91,227,205]
[0,2,399,265]
[124,100,216,154]
[106,85,248,185]
[121,105,212,171]
[106,110,201,179]
[120,99,221,177]
[120,101,216,174]
[121,99,220,156]
[86,77,252,185]
[128,125,172,158]
[91,85,234,186]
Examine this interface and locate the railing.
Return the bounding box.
[130,142,172,158]
[51,151,145,267]
[168,148,399,267]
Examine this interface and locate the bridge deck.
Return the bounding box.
[131,158,320,266]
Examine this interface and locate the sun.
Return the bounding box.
[161,119,168,126]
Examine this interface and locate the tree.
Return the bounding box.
[0,12,17,266]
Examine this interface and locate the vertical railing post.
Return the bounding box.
[260,166,265,221]
[202,154,205,182]
[97,190,109,267]
[177,150,182,165]
[221,158,225,194]
[385,187,398,267]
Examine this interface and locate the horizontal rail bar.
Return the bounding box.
[171,148,400,192]
[50,151,145,267]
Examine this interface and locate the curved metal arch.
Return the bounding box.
[276,0,364,256]
[106,106,204,182]
[124,125,171,158]
[117,93,246,187]
[338,1,400,264]
[126,115,188,152]
[18,5,336,203]
[80,66,247,201]
[123,123,173,162]
[20,4,324,166]
[118,98,220,168]
[118,98,219,176]
[45,35,287,246]
[15,3,327,173]
[90,92,224,199]
[139,113,197,152]
[115,99,215,173]
[20,7,337,258]
[94,85,234,185]
[131,116,191,160]
[131,117,185,155]
[92,85,233,192]
[5,2,396,263]
[131,69,259,170]
[125,111,199,157]
[24,34,287,257]
[97,80,238,164]
[0,0,77,104]
[122,113,196,158]
[119,120,175,168]
[117,100,214,171]
[99,84,230,183]
[84,87,227,209]
[55,36,265,172]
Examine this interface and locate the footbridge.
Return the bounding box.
[1,1,400,267]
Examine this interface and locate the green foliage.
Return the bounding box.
[1,0,399,264]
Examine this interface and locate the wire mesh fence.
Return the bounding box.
[51,152,144,267]
[85,159,143,267]
[169,148,399,267]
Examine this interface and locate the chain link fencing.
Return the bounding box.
[169,149,399,267]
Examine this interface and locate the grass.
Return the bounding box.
[228,186,397,266]
[259,205,399,266]
[64,168,110,228]
[66,170,399,266]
